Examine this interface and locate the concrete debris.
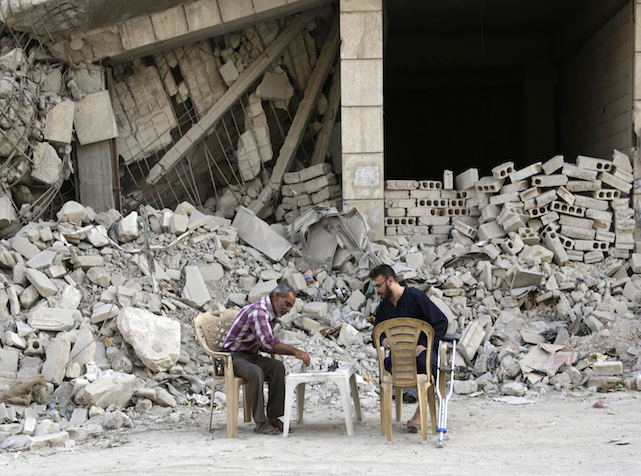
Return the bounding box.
[1,170,641,453]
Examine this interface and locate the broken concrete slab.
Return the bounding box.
[73,90,118,145]
[182,266,210,308]
[117,307,180,372]
[232,206,291,261]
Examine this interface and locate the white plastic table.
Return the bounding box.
[282,364,362,437]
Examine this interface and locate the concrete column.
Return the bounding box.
[634,1,641,240]
[340,0,384,241]
[75,66,116,212]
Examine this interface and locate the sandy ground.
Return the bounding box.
[1,390,639,476]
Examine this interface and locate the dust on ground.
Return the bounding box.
[2,390,639,476]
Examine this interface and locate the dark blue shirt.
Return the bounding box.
[374,287,448,370]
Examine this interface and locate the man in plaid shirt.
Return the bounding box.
[223,283,310,435]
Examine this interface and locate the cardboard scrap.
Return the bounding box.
[519,343,578,383]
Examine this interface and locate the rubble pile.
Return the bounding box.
[276,162,342,223]
[0,42,75,237]
[0,196,640,452]
[384,151,635,264]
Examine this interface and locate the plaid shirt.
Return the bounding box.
[222,296,281,353]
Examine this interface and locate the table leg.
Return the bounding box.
[296,382,306,424]
[349,374,362,421]
[282,379,296,438]
[338,378,354,436]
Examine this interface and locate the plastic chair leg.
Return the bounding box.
[417,382,428,444]
[428,386,437,435]
[395,388,403,422]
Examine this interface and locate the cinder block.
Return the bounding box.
[556,233,575,249]
[410,189,441,199]
[612,167,634,184]
[528,204,550,219]
[541,154,564,175]
[385,208,406,217]
[610,248,631,259]
[576,155,612,172]
[539,211,560,226]
[561,225,596,240]
[566,249,584,261]
[491,161,515,179]
[556,186,575,205]
[600,172,632,193]
[386,198,416,208]
[385,217,416,226]
[519,227,540,245]
[573,195,608,211]
[583,250,605,264]
[386,180,418,190]
[585,209,612,222]
[299,162,333,182]
[455,168,479,191]
[508,162,542,183]
[443,170,454,189]
[536,190,557,207]
[612,149,632,173]
[475,176,504,193]
[562,164,598,181]
[385,190,410,199]
[574,240,609,252]
[478,221,506,241]
[418,215,450,226]
[418,180,442,190]
[519,187,539,201]
[559,215,594,229]
[595,229,615,243]
[459,321,485,363]
[593,189,620,200]
[453,219,477,239]
[593,361,623,376]
[566,180,601,192]
[531,175,567,187]
[305,174,337,194]
[489,192,520,206]
[543,231,569,265]
[480,204,501,224]
[550,201,585,217]
[502,180,528,193]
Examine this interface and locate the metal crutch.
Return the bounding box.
[435,333,459,448]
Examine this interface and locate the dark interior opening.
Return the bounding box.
[383,0,632,180]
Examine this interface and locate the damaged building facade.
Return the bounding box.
[2,0,641,451]
[0,0,640,246]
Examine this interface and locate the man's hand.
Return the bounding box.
[415,345,427,357]
[294,349,310,366]
[382,337,390,349]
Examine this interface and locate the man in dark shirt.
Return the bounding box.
[369,264,448,433]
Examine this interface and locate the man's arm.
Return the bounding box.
[272,342,310,366]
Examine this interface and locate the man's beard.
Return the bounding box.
[382,284,393,301]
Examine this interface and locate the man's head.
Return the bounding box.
[270,283,296,317]
[369,264,397,301]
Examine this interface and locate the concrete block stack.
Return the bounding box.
[276,162,342,223]
[384,151,636,264]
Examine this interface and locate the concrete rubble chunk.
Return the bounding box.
[57,200,87,224]
[41,337,71,385]
[28,307,80,331]
[25,268,58,297]
[248,280,277,302]
[30,142,63,186]
[44,100,75,145]
[232,207,291,261]
[74,90,118,145]
[118,211,139,243]
[75,373,136,409]
[117,307,181,372]
[182,266,211,308]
